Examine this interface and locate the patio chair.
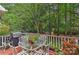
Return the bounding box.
[18,34,30,52]
[18,34,51,55]
[18,33,40,55]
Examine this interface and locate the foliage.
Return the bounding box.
[0,23,10,35]
[62,39,79,55]
[28,34,40,42]
[0,3,79,35]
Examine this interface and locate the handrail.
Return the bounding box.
[47,35,79,39]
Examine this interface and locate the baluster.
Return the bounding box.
[52,36,54,46]
[60,37,62,49]
[0,37,1,46]
[54,36,56,47]
[47,36,49,44]
[50,36,51,45]
[2,36,3,47]
[49,36,50,46]
[56,37,58,47]
[59,37,61,49]
[58,37,60,49]
[50,36,52,46]
[47,36,49,45]
[53,36,55,47]
[4,36,6,52]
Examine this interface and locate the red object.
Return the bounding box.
[0,46,22,55]
[63,41,70,46]
[49,50,56,55]
[15,46,22,53]
[28,40,34,45]
[48,50,57,55]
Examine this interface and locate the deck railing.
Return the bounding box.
[0,36,10,47]
[0,34,79,49]
[46,35,79,49]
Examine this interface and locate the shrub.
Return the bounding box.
[28,34,40,43]
[0,23,10,35]
[62,39,79,55]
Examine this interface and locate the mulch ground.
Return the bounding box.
[0,46,22,55]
